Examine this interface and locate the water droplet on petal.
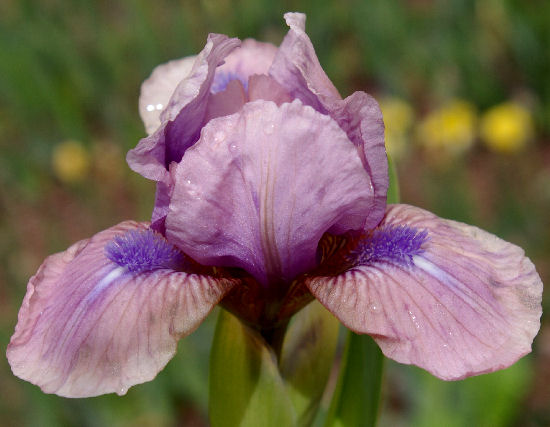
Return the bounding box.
[368,302,380,313]
[155,103,163,110]
[265,123,275,135]
[214,131,225,143]
[117,387,128,396]
[408,310,420,329]
[146,104,155,112]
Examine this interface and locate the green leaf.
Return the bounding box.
[279,301,340,426]
[324,334,384,427]
[209,309,297,427]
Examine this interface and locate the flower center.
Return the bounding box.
[349,225,429,267]
[105,229,186,273]
[211,70,248,94]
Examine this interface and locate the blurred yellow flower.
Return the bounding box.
[417,100,477,155]
[480,102,534,153]
[379,97,414,159]
[52,140,90,183]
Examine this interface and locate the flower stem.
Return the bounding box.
[324,333,385,427]
[260,320,289,360]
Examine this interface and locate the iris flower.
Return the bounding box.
[7,13,542,398]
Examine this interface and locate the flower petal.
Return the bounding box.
[271,13,387,228]
[307,204,542,380]
[204,79,247,122]
[165,99,375,285]
[127,34,241,181]
[139,55,197,135]
[326,92,388,227]
[7,222,236,397]
[211,38,278,93]
[248,74,292,106]
[269,13,340,112]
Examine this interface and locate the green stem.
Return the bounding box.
[324,333,384,427]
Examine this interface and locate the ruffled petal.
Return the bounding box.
[165,99,375,286]
[326,92,388,228]
[127,34,241,181]
[7,222,236,397]
[139,55,197,135]
[270,13,388,228]
[307,204,542,380]
[269,13,340,112]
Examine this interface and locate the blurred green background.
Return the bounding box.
[1,0,548,426]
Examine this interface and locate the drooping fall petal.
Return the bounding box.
[307,204,542,380]
[7,222,236,397]
[165,99,375,285]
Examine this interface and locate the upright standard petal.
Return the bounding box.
[269,13,340,112]
[139,56,198,135]
[270,13,388,228]
[307,204,542,380]
[165,100,375,286]
[127,34,241,181]
[210,39,278,93]
[7,222,236,397]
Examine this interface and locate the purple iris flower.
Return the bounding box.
[7,13,542,398]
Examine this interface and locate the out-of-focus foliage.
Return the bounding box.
[0,1,548,426]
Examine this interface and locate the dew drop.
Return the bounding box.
[117,387,128,396]
[265,123,275,135]
[214,130,226,143]
[408,310,420,329]
[155,103,163,110]
[368,302,380,313]
[146,104,155,112]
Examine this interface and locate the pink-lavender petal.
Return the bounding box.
[248,74,292,106]
[139,55,198,135]
[270,13,388,228]
[127,34,241,181]
[211,38,278,94]
[204,79,247,123]
[165,99,375,285]
[307,204,542,380]
[7,221,236,397]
